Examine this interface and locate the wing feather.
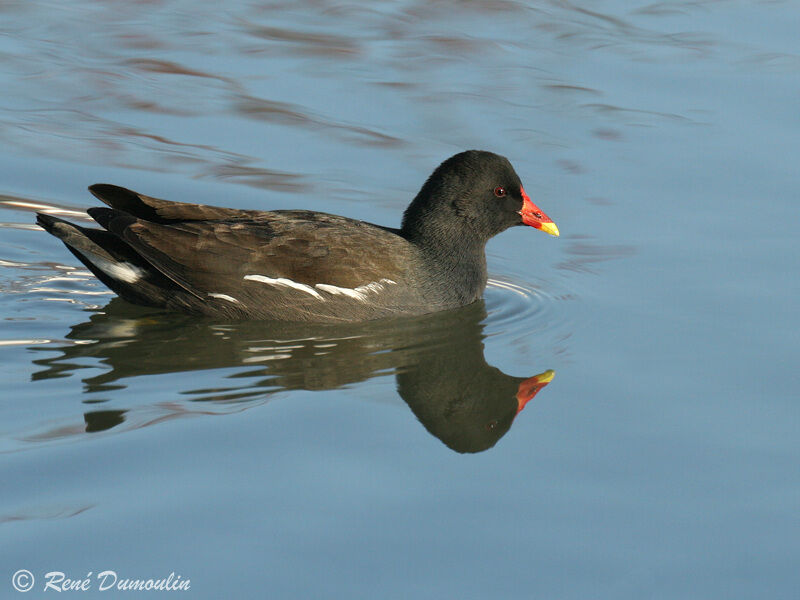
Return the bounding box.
[89,207,410,305]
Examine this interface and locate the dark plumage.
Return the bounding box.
[36,150,558,322]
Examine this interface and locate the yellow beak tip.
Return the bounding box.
[540,222,560,237]
[536,369,556,383]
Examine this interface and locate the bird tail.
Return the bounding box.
[36,213,171,306]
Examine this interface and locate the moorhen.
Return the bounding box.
[36,150,559,321]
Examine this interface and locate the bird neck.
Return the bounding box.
[401,220,488,305]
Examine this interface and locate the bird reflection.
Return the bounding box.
[31,299,555,453]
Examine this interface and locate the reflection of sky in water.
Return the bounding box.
[0,1,798,598]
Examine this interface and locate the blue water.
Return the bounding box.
[1,1,798,598]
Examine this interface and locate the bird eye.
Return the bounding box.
[493,186,506,198]
[533,212,543,219]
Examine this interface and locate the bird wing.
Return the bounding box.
[89,183,261,223]
[89,206,410,304]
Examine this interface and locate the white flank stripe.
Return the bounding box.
[208,293,240,304]
[315,278,396,302]
[355,282,384,294]
[243,274,324,300]
[243,274,397,303]
[315,283,367,301]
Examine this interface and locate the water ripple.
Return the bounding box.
[485,276,576,343]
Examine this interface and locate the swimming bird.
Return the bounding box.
[36,150,559,322]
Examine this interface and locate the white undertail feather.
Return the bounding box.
[75,250,145,284]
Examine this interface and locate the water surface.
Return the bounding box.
[1,1,798,598]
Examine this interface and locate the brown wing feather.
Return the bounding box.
[86,186,418,320]
[89,184,259,223]
[108,211,410,295]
